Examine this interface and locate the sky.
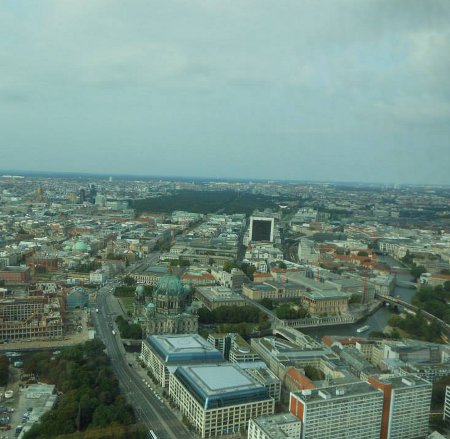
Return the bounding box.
[0,0,449,185]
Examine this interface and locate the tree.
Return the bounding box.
[260,298,275,310]
[123,276,136,287]
[0,356,8,386]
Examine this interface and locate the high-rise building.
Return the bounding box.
[444,386,450,423]
[368,374,432,439]
[249,216,275,243]
[290,382,384,439]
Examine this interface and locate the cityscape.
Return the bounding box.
[1,1,450,439]
[0,175,449,439]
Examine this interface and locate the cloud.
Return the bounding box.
[0,0,449,184]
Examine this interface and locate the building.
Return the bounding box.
[248,414,301,439]
[444,386,450,423]
[301,290,349,316]
[368,374,432,439]
[169,363,275,437]
[290,382,384,439]
[0,297,63,341]
[249,217,275,243]
[141,334,224,387]
[241,365,281,402]
[0,266,31,284]
[242,281,303,301]
[128,265,169,285]
[207,333,261,363]
[195,286,247,310]
[141,275,198,336]
[182,271,216,287]
[65,287,89,309]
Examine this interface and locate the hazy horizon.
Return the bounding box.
[1,1,449,185]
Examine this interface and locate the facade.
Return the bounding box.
[195,286,247,310]
[207,333,260,363]
[248,414,301,439]
[141,334,224,387]
[0,266,31,284]
[0,297,63,341]
[242,281,303,301]
[242,366,281,402]
[301,290,349,316]
[169,363,274,438]
[290,382,384,439]
[444,386,450,423]
[128,265,169,285]
[368,374,432,439]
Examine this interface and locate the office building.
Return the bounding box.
[169,363,274,437]
[141,334,224,387]
[249,217,275,243]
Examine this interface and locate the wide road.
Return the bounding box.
[92,281,192,439]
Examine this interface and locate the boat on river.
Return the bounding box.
[357,325,370,333]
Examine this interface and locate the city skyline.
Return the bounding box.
[1,1,450,185]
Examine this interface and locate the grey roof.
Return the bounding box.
[174,363,270,409]
[146,334,224,364]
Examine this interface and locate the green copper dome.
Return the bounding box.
[154,275,185,297]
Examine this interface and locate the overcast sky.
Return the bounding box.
[1,0,449,184]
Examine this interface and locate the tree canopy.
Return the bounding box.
[23,339,137,439]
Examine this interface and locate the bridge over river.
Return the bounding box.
[375,294,450,337]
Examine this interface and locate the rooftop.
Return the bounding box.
[295,381,382,404]
[173,363,270,409]
[146,334,224,364]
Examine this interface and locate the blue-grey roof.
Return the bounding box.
[147,334,224,364]
[155,275,185,297]
[174,364,270,409]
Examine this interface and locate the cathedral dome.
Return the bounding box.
[155,275,184,297]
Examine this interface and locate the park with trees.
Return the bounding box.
[22,339,145,439]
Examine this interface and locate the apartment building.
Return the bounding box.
[368,374,432,439]
[290,382,384,439]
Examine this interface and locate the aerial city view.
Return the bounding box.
[1,1,450,439]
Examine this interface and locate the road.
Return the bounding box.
[92,281,192,439]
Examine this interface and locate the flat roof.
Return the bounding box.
[303,290,349,300]
[295,381,383,404]
[174,363,270,409]
[146,334,224,364]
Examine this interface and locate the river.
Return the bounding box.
[301,255,416,339]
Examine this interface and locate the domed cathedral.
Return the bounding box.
[142,275,198,336]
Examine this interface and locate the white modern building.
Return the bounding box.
[248,414,301,439]
[290,382,384,439]
[169,363,274,438]
[141,334,224,387]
